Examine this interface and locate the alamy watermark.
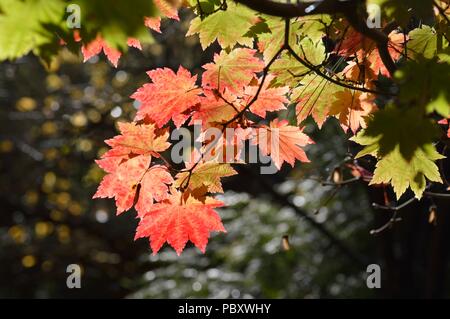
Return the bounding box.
[66,4,81,29]
[366,264,381,289]
[66,264,81,289]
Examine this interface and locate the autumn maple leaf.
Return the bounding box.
[337,28,405,78]
[244,75,289,118]
[104,122,170,157]
[81,34,144,67]
[135,191,225,255]
[254,119,313,169]
[145,0,180,33]
[94,122,173,215]
[82,35,122,67]
[94,156,173,215]
[131,66,202,128]
[174,149,237,193]
[202,48,264,94]
[189,89,239,128]
[328,90,378,134]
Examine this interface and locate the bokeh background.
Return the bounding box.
[1,10,450,299]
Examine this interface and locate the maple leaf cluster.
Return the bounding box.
[86,1,449,255]
[94,49,313,255]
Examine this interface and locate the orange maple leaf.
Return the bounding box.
[94,156,173,215]
[93,122,173,215]
[244,75,289,118]
[145,0,180,33]
[254,119,313,169]
[329,90,378,134]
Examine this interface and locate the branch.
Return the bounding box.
[243,167,368,267]
[235,0,397,76]
[234,0,352,17]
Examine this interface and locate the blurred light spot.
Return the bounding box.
[77,139,93,152]
[165,280,176,289]
[95,209,109,223]
[145,271,156,281]
[279,181,295,194]
[231,289,241,298]
[115,70,128,83]
[24,190,39,206]
[70,112,88,127]
[16,97,37,112]
[46,74,63,90]
[112,93,122,103]
[44,148,59,161]
[0,140,14,153]
[35,222,53,238]
[68,202,83,216]
[57,225,71,243]
[315,207,328,223]
[87,109,101,123]
[8,225,27,243]
[41,121,57,136]
[110,106,122,118]
[183,268,198,278]
[22,255,36,268]
[57,178,71,191]
[293,195,305,207]
[207,268,220,279]
[192,282,202,292]
[56,192,71,208]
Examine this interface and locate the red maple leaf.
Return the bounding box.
[82,35,122,67]
[145,0,180,33]
[135,191,225,255]
[81,35,143,67]
[131,66,202,128]
[254,119,313,169]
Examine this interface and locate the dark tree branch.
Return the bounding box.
[243,167,368,267]
[235,0,397,76]
[234,0,353,17]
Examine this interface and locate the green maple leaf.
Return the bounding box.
[257,17,301,62]
[270,37,326,87]
[174,162,237,193]
[396,59,450,118]
[407,26,441,60]
[186,2,257,50]
[291,74,343,127]
[351,107,444,199]
[370,145,444,199]
[0,0,65,60]
[76,0,156,50]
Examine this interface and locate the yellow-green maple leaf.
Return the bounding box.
[186,2,257,50]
